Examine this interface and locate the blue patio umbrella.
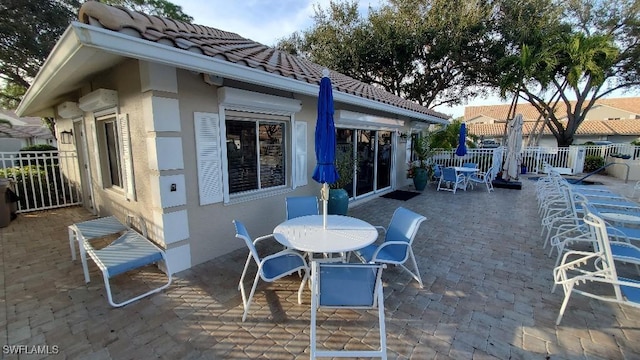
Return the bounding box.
[455,123,468,157]
[312,69,339,228]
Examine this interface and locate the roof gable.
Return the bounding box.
[77,2,448,121]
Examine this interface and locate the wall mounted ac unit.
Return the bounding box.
[57,101,83,119]
[78,89,118,112]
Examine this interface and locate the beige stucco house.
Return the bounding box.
[16,2,448,273]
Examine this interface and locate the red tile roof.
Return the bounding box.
[78,2,448,120]
[465,97,640,122]
[467,119,640,138]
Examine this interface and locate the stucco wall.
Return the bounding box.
[80,59,155,232]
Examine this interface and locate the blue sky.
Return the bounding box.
[172,0,635,119]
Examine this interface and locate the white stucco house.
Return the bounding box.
[16,2,449,273]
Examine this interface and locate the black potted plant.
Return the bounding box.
[328,151,354,215]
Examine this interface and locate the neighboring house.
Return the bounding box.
[0,109,55,151]
[16,2,449,273]
[465,97,640,146]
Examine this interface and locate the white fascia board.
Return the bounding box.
[70,22,449,125]
[16,26,84,116]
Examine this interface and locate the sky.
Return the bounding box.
[171,0,636,119]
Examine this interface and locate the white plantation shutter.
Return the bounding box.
[118,114,136,201]
[293,121,307,187]
[194,112,223,205]
[89,121,103,189]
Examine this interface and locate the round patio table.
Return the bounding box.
[273,214,378,253]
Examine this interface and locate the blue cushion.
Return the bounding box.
[319,265,377,307]
[93,231,164,278]
[610,243,640,261]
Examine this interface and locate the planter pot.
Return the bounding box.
[328,188,349,215]
[412,168,428,191]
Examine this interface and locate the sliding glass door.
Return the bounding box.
[336,128,393,199]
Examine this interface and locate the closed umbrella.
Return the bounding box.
[312,69,339,228]
[455,123,467,157]
[502,114,523,181]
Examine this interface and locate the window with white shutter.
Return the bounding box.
[118,114,136,201]
[194,112,224,205]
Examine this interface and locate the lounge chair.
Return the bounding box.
[553,212,640,325]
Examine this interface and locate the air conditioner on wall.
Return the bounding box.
[78,89,118,112]
[57,101,83,119]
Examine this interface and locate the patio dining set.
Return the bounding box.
[435,162,495,194]
[67,196,428,359]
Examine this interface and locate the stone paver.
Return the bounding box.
[1,173,639,359]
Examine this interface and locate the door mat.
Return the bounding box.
[381,190,421,201]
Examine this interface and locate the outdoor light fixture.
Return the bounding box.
[60,130,74,144]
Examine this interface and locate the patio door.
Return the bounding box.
[336,128,394,199]
[74,119,96,213]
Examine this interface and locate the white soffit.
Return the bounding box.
[335,110,405,130]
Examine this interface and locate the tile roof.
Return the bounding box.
[467,119,640,138]
[78,2,448,121]
[465,97,640,122]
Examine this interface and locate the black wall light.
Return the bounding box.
[60,130,74,144]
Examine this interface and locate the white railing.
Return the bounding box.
[0,151,82,213]
[430,144,640,175]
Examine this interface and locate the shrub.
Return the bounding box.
[584,155,605,173]
[20,144,57,151]
[16,144,58,167]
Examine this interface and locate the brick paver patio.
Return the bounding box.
[1,174,639,359]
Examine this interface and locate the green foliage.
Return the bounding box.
[330,150,354,189]
[277,0,493,109]
[584,155,605,173]
[0,164,75,209]
[0,0,192,108]
[20,144,57,151]
[486,0,640,147]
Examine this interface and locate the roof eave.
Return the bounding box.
[19,22,448,124]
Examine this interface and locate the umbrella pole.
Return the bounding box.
[321,183,329,229]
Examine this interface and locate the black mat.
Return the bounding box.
[381,190,421,201]
[492,179,522,190]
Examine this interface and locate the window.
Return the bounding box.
[94,112,135,200]
[225,113,287,194]
[103,120,122,187]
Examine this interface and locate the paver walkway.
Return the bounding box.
[1,174,639,359]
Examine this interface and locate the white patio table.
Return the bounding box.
[453,166,480,190]
[273,214,378,254]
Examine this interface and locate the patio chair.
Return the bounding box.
[310,261,387,359]
[431,163,442,182]
[233,220,309,322]
[553,212,640,325]
[285,196,319,220]
[353,207,427,287]
[462,162,477,168]
[437,167,466,193]
[467,166,495,192]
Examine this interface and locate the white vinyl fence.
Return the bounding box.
[431,144,640,176]
[0,151,82,213]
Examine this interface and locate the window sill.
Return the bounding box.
[225,186,293,205]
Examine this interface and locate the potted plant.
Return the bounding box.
[407,131,436,191]
[328,151,354,215]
